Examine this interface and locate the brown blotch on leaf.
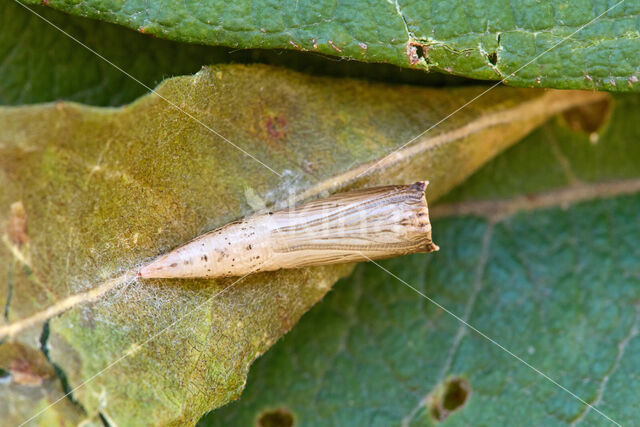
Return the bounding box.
[9,359,48,386]
[560,97,612,135]
[0,343,54,386]
[7,201,29,247]
[257,408,295,427]
[265,116,287,139]
[428,377,471,422]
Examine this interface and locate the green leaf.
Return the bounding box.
[0,1,467,108]
[202,96,640,425]
[0,1,232,106]
[22,0,640,91]
[0,64,602,424]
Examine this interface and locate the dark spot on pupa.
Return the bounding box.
[247,245,252,250]
[428,377,471,422]
[169,263,178,268]
[202,255,208,261]
[257,408,294,427]
[410,181,427,192]
[268,212,273,215]
[183,260,190,265]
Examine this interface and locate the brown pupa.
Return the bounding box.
[138,181,438,279]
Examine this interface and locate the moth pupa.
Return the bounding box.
[138,181,438,279]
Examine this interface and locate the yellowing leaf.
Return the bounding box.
[0,64,605,424]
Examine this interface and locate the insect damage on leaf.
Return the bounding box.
[7,201,29,247]
[428,377,471,422]
[138,182,438,279]
[257,408,295,427]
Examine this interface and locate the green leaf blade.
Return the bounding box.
[22,0,640,91]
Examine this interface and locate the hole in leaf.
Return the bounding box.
[560,97,612,135]
[428,377,471,422]
[442,378,470,411]
[257,408,294,427]
[407,42,431,66]
[487,52,498,66]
